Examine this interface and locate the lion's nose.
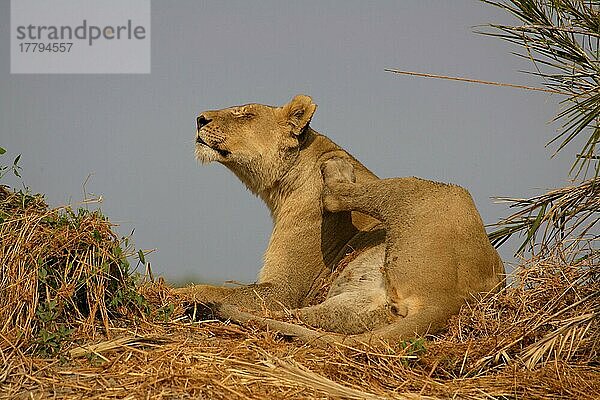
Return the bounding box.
[197,114,212,130]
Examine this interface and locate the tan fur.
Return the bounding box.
[178,94,505,347]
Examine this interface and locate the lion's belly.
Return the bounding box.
[327,245,386,298]
[296,244,393,334]
[301,244,393,333]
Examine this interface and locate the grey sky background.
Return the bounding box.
[1,1,574,283]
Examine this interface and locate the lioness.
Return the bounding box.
[179,94,504,346]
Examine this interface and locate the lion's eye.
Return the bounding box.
[231,107,256,119]
[234,112,255,119]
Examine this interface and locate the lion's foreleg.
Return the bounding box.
[216,303,347,348]
[172,282,284,313]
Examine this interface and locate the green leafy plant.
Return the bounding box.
[398,338,427,365]
[0,146,22,179]
[34,325,74,358]
[157,303,175,322]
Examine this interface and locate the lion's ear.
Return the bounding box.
[281,95,317,136]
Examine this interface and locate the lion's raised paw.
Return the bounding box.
[321,157,356,186]
[321,157,356,213]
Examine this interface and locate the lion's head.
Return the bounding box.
[195,95,317,193]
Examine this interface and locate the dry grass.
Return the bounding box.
[1,185,599,399]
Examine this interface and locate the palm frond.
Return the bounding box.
[483,1,600,252]
[482,0,600,179]
[489,177,600,252]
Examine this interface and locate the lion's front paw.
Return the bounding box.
[184,301,222,321]
[171,286,225,321]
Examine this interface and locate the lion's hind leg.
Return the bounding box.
[294,291,394,334]
[320,158,461,338]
